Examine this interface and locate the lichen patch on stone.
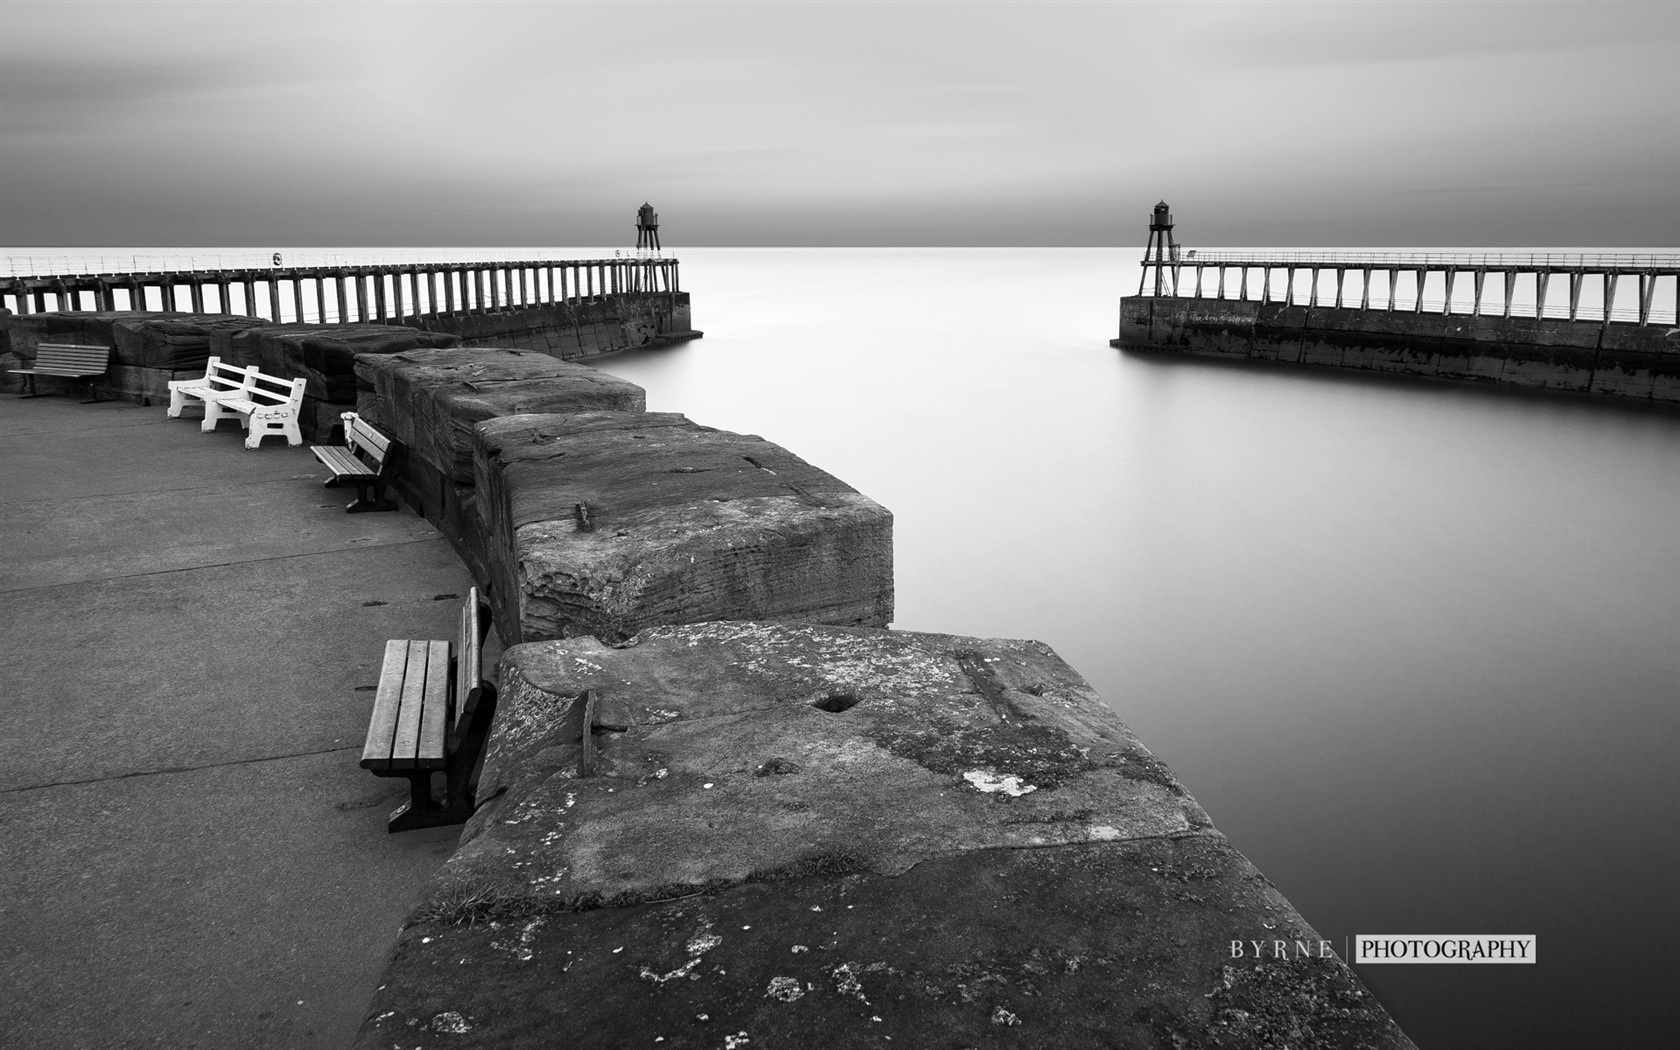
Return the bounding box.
[764,975,805,1002]
[963,770,1038,796]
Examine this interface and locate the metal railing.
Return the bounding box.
[1151,250,1680,271]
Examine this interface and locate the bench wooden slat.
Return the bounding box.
[390,640,430,770]
[346,416,393,456]
[457,598,477,732]
[448,588,485,751]
[360,639,410,769]
[33,344,110,373]
[418,640,451,764]
[311,445,376,477]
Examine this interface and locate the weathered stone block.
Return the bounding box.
[353,623,1412,1050]
[220,323,461,402]
[108,364,194,403]
[354,347,646,485]
[422,292,696,360]
[474,412,894,644]
[7,310,192,359]
[109,313,268,370]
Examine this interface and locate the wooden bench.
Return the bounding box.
[166,356,307,449]
[310,412,401,513]
[10,343,110,402]
[361,587,499,833]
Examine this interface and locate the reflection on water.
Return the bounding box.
[595,248,1680,1050]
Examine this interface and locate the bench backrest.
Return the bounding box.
[343,412,394,468]
[35,343,111,373]
[200,356,254,395]
[242,369,307,408]
[449,585,492,749]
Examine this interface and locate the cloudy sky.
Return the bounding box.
[1,0,1674,247]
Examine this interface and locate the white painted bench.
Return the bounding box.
[166,356,307,449]
[310,412,401,513]
[361,587,499,833]
[10,343,111,402]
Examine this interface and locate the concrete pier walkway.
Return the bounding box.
[0,397,488,1048]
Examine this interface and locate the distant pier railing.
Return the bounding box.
[1139,251,1680,327]
[0,256,682,326]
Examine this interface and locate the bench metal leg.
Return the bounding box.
[381,682,498,833]
[387,772,445,833]
[345,479,398,513]
[17,374,40,398]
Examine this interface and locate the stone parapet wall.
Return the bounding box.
[354,348,646,485]
[473,411,895,644]
[1117,295,1680,401]
[408,292,697,359]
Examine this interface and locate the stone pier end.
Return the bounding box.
[354,622,1412,1049]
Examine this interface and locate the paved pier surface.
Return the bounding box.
[0,396,486,1048]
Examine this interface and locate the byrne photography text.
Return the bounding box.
[1356,935,1536,964]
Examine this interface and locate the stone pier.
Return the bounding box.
[354,622,1413,1049]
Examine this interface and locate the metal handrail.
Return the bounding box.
[0,251,668,279]
[1143,250,1680,270]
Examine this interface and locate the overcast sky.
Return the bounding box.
[2,0,1675,247]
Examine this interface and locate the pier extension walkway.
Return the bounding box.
[0,396,492,1048]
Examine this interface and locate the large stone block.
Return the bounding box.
[109,313,268,370]
[219,323,461,402]
[353,623,1412,1050]
[354,347,646,485]
[423,292,696,360]
[6,310,192,360]
[473,412,894,644]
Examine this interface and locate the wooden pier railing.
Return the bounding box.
[0,257,682,326]
[1138,251,1680,327]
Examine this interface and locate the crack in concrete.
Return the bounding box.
[2,474,328,506]
[0,534,449,595]
[3,744,365,794]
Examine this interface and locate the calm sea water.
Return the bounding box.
[591,248,1680,1050]
[10,245,1678,1047]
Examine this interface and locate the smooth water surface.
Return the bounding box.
[592,248,1680,1049]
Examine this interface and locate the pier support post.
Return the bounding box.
[1568,271,1583,322]
[1639,273,1655,326]
[1472,269,1485,318]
